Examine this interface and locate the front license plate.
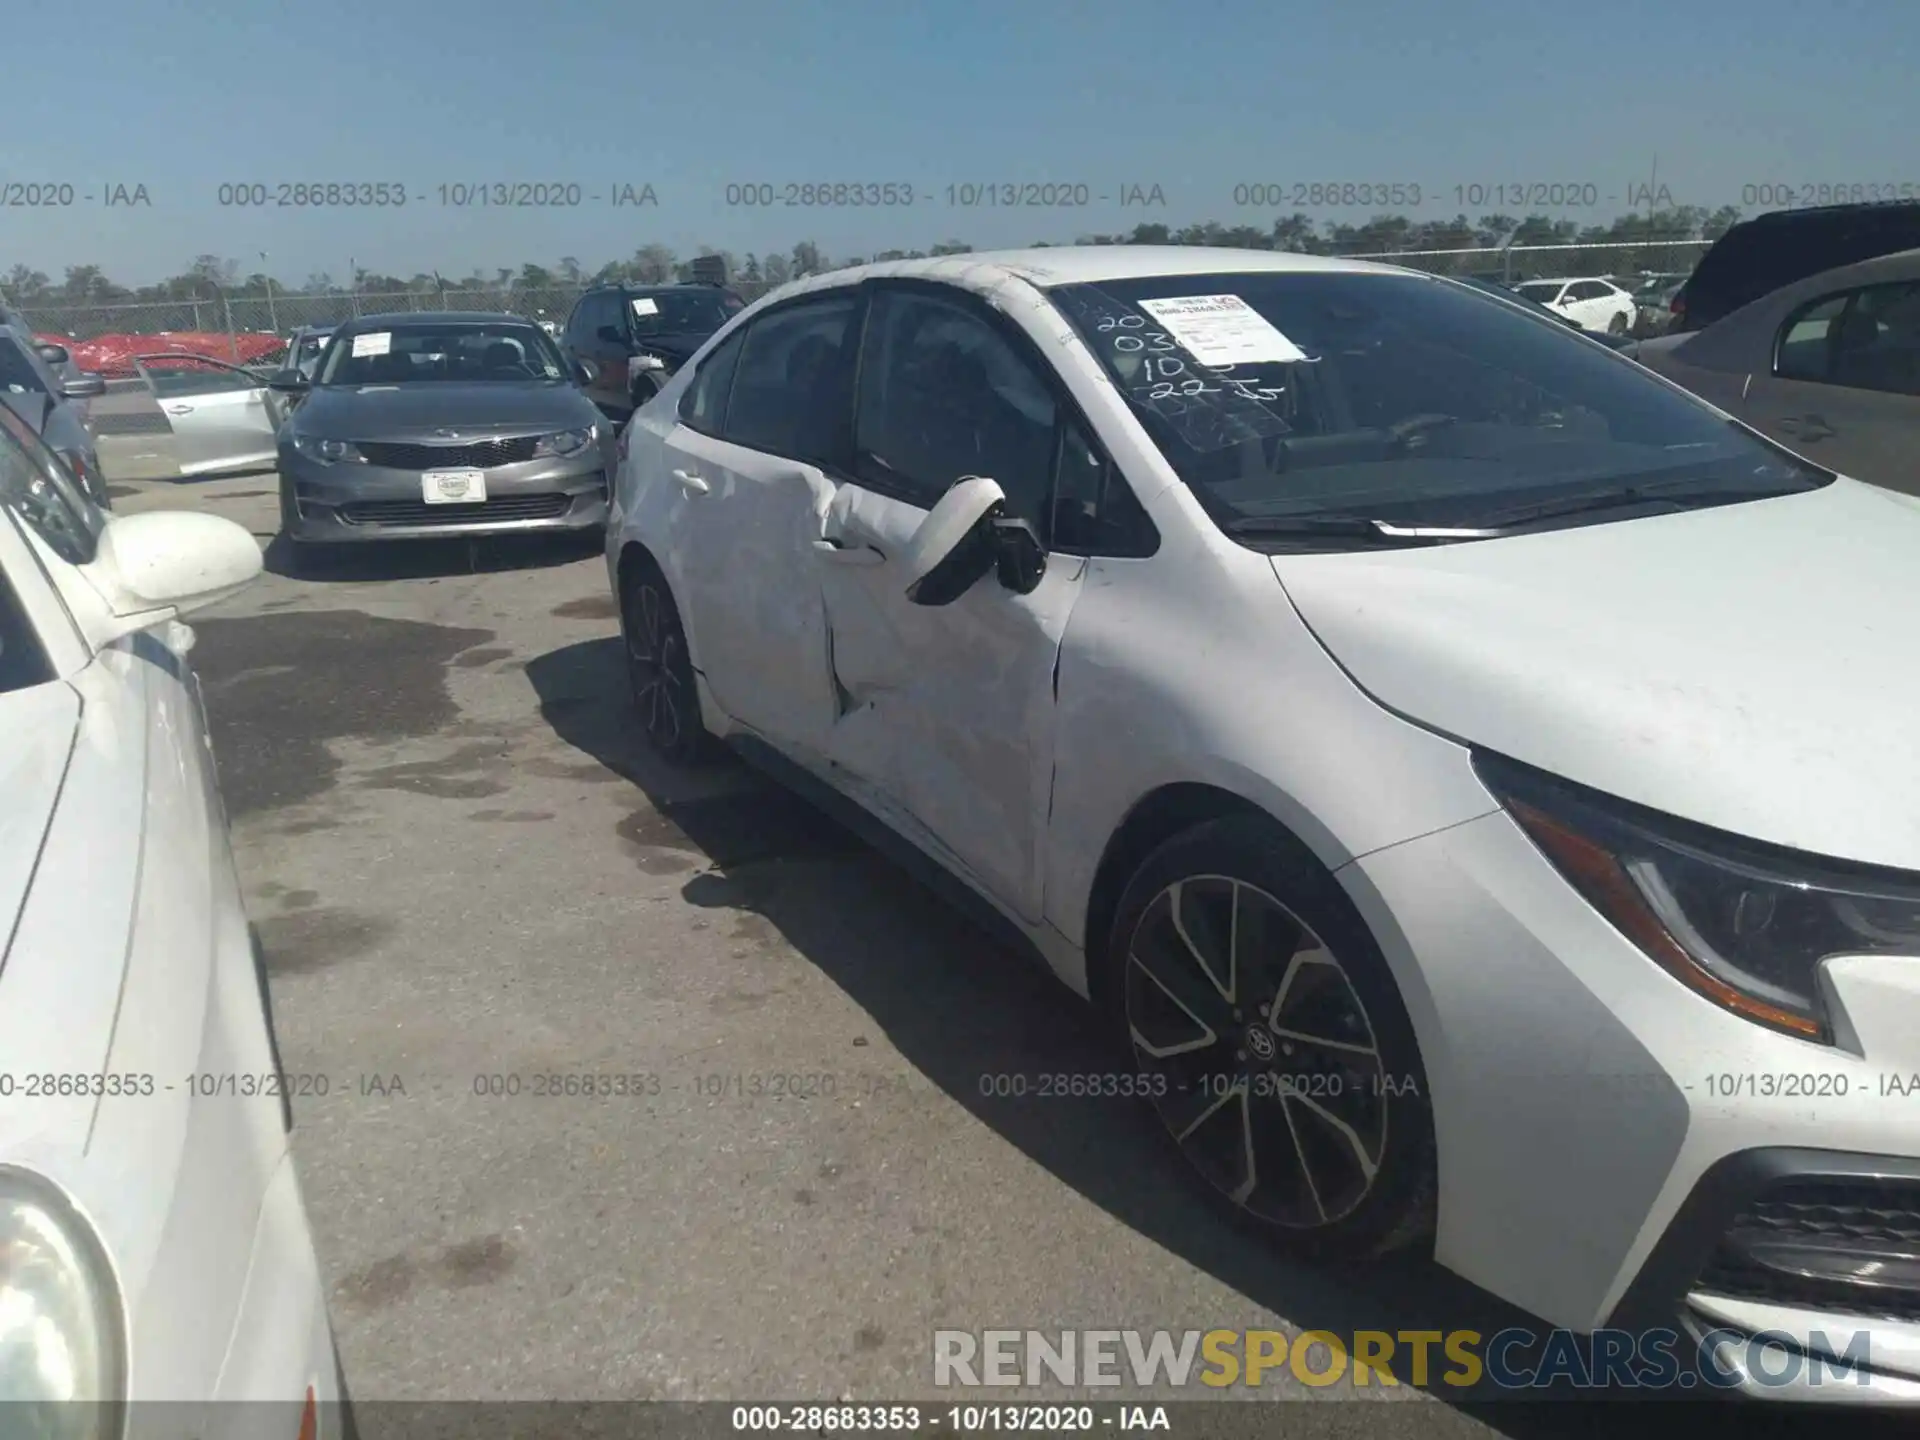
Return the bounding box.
[422,469,486,504]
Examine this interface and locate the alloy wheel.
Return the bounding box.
[624,579,686,752]
[1124,876,1390,1227]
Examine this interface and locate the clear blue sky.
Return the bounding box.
[2,0,1913,284]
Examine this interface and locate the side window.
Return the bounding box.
[852,289,1057,528]
[0,338,50,397]
[1050,417,1156,556]
[677,328,746,435]
[1776,283,1920,396]
[564,295,594,346]
[1567,281,1606,302]
[0,410,97,566]
[1775,293,1848,381]
[723,295,861,464]
[0,555,53,695]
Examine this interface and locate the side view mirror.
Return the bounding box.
[267,369,311,393]
[76,511,262,646]
[36,343,71,365]
[903,476,1047,607]
[62,375,107,399]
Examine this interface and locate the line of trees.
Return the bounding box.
[3,205,1745,307]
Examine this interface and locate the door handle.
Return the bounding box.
[166,404,194,415]
[813,539,884,566]
[672,468,710,495]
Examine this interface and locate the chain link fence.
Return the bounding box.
[14,240,1711,356]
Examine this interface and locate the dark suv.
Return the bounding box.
[1670,201,1920,334]
[561,283,745,424]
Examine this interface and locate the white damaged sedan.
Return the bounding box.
[609,245,1920,1402]
[0,408,349,1436]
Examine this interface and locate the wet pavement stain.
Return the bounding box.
[334,1233,517,1311]
[255,906,397,974]
[280,889,321,909]
[855,1324,886,1352]
[336,1253,416,1310]
[430,1234,516,1287]
[522,757,622,783]
[354,742,514,799]
[213,489,274,499]
[470,808,555,823]
[551,594,619,620]
[190,611,495,817]
[451,646,514,669]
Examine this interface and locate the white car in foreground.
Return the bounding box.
[1512,275,1639,334]
[0,408,351,1436]
[607,245,1920,1402]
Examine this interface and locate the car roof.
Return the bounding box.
[341,310,539,327]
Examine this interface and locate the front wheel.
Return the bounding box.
[1104,815,1436,1258]
[620,555,710,765]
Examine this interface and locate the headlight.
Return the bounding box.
[1476,752,1920,1044]
[291,435,363,464]
[0,1167,125,1437]
[534,427,594,458]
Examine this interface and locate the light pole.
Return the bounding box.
[261,252,278,334]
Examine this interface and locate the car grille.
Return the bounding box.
[339,494,573,527]
[356,437,538,470]
[1696,1177,1920,1321]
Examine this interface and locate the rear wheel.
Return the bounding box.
[1104,815,1436,1257]
[620,554,709,765]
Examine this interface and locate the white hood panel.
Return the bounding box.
[1273,480,1920,871]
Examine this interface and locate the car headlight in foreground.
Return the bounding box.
[533,427,594,458]
[0,1167,124,1438]
[1476,752,1920,1044]
[290,435,364,465]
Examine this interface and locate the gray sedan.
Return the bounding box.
[268,312,615,562]
[0,331,108,506]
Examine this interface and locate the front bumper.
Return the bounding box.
[1345,806,1920,1402]
[280,443,609,542]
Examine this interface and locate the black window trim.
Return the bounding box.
[848,276,1159,558]
[0,522,56,694]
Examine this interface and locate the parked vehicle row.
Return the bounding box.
[0,402,351,1430]
[604,244,1920,1404]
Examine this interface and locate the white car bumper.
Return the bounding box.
[1346,807,1920,1402]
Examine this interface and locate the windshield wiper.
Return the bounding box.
[1466,479,1809,529]
[1224,514,1501,545]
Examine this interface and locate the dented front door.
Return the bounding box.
[814,481,1084,924]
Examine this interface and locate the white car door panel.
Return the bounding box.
[134,355,285,476]
[816,480,1085,924]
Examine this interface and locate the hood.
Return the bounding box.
[0,686,79,969]
[1271,480,1920,871]
[295,381,600,441]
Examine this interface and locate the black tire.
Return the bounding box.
[1102,814,1436,1258]
[629,369,665,412]
[619,553,710,765]
[1608,310,1629,334]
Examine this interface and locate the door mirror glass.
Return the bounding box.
[905,475,1018,607]
[84,510,262,632]
[61,375,106,399]
[35,343,70,365]
[991,517,1046,595]
[267,369,311,393]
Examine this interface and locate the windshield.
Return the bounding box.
[293,332,333,371]
[1049,270,1827,534]
[1513,281,1564,302]
[0,338,51,398]
[626,290,739,337]
[316,321,569,386]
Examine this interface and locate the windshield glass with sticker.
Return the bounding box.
[626,290,739,338]
[1049,270,1827,529]
[315,320,571,386]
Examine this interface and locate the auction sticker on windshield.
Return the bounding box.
[351,331,391,357]
[630,297,660,317]
[1137,295,1308,365]
[422,468,486,504]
